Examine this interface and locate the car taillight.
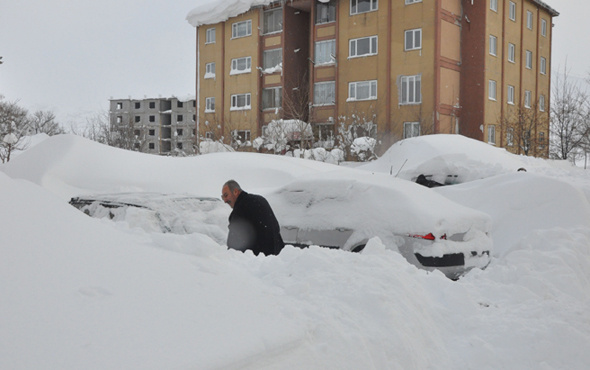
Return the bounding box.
[411,233,436,240]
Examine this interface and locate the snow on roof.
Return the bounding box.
[186,0,331,27]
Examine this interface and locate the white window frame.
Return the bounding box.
[507,85,515,105]
[488,80,497,101]
[205,97,215,112]
[405,28,422,51]
[400,75,422,105]
[263,7,283,35]
[232,20,252,39]
[404,122,420,138]
[489,35,498,56]
[540,57,547,75]
[349,35,378,58]
[232,130,251,144]
[527,11,533,30]
[348,80,377,101]
[508,43,516,63]
[263,48,282,70]
[488,125,496,145]
[406,0,422,4]
[507,128,514,147]
[539,94,545,112]
[230,93,251,111]
[206,28,216,44]
[230,56,252,75]
[314,81,336,106]
[350,0,378,15]
[524,90,532,108]
[509,2,516,21]
[205,62,215,78]
[315,39,336,65]
[490,0,498,12]
[526,50,533,69]
[541,19,547,37]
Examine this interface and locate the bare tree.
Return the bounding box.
[26,110,65,136]
[336,105,379,161]
[550,67,590,162]
[500,101,549,157]
[0,97,29,162]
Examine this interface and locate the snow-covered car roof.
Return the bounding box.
[266,170,492,239]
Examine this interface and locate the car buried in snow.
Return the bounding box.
[265,172,493,279]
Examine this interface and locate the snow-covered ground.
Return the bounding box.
[2,134,590,369]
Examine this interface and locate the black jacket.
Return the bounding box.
[227,191,284,256]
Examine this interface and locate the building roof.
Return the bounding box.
[533,0,559,17]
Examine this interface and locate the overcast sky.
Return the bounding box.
[0,0,586,130]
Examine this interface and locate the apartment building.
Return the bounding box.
[109,96,196,155]
[187,0,558,156]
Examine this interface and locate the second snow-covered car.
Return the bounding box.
[265,172,493,279]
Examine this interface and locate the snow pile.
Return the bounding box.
[2,134,590,369]
[361,134,548,183]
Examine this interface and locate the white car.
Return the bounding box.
[266,172,493,279]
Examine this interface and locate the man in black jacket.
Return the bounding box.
[221,180,284,256]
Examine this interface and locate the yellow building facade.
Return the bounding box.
[191,0,558,156]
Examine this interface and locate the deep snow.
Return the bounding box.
[1,134,590,369]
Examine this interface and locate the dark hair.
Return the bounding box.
[224,179,242,192]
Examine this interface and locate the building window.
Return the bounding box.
[177,142,183,150]
[540,57,547,75]
[116,102,123,110]
[262,87,282,109]
[507,128,514,146]
[539,131,545,144]
[230,93,251,110]
[149,143,155,150]
[149,115,155,122]
[350,0,378,15]
[263,48,282,70]
[406,0,422,4]
[315,39,336,65]
[205,97,215,112]
[488,125,496,145]
[525,50,533,69]
[539,94,546,112]
[348,80,377,101]
[404,122,420,138]
[488,80,497,101]
[405,29,422,51]
[134,116,141,123]
[230,56,252,75]
[177,129,183,136]
[316,0,336,24]
[177,114,183,122]
[527,11,533,30]
[149,129,155,136]
[400,75,421,105]
[232,20,252,38]
[349,35,378,58]
[508,43,516,63]
[205,62,215,78]
[232,130,251,143]
[206,28,216,43]
[541,19,547,37]
[509,1,516,21]
[263,7,283,34]
[490,0,498,12]
[206,132,214,140]
[149,102,156,109]
[524,90,532,108]
[177,101,183,108]
[489,35,497,56]
[134,102,141,109]
[314,81,335,106]
[507,85,515,105]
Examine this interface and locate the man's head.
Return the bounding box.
[221,180,242,208]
